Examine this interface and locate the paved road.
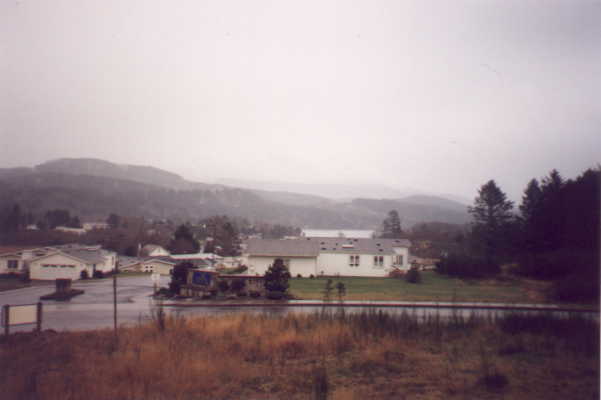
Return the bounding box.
[1,277,597,333]
[0,277,160,332]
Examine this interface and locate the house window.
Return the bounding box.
[349,255,360,267]
[7,260,18,269]
[373,256,384,268]
[394,255,404,265]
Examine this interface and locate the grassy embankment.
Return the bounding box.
[289,271,551,304]
[1,310,598,400]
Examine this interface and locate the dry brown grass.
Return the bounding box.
[0,310,598,400]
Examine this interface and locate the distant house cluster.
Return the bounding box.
[119,244,229,276]
[1,228,411,282]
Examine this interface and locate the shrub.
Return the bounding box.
[230,278,246,293]
[297,273,302,278]
[92,270,104,279]
[80,270,89,280]
[249,290,261,298]
[552,272,599,303]
[217,280,230,293]
[169,262,193,295]
[312,365,329,400]
[266,291,285,300]
[309,274,315,279]
[388,268,404,279]
[322,279,334,302]
[405,267,421,284]
[482,371,509,391]
[515,250,595,280]
[436,253,500,278]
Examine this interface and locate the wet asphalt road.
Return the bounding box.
[0,277,288,332]
[2,277,597,333]
[0,276,160,332]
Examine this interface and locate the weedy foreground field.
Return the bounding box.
[0,309,598,400]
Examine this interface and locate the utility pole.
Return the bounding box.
[113,260,118,344]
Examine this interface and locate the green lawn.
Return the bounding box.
[289,271,551,303]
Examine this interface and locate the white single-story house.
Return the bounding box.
[301,229,375,239]
[0,248,26,275]
[54,226,87,235]
[245,239,319,277]
[117,256,143,271]
[139,258,176,275]
[0,246,59,275]
[29,246,117,280]
[82,222,109,231]
[245,237,411,277]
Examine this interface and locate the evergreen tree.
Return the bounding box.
[3,204,23,232]
[381,210,403,238]
[264,258,291,293]
[519,179,543,223]
[44,209,71,229]
[519,178,544,252]
[168,224,200,254]
[538,169,565,249]
[107,213,121,229]
[468,180,514,263]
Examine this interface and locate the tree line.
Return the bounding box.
[439,167,600,302]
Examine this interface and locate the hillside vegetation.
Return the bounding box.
[0,158,470,228]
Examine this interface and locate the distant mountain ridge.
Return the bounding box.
[0,158,470,228]
[218,178,411,200]
[36,158,218,191]
[218,178,471,204]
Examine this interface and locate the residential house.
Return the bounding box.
[55,226,87,235]
[0,246,58,275]
[138,257,176,275]
[29,245,117,280]
[245,239,319,277]
[301,229,375,239]
[0,246,31,275]
[82,222,109,231]
[245,237,411,277]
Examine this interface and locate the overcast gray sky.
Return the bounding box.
[1,0,599,202]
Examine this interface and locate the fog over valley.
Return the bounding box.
[1,0,599,204]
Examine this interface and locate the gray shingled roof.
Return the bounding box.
[306,237,410,255]
[246,239,319,257]
[246,238,410,257]
[62,248,106,264]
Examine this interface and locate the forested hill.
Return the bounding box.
[0,159,470,228]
